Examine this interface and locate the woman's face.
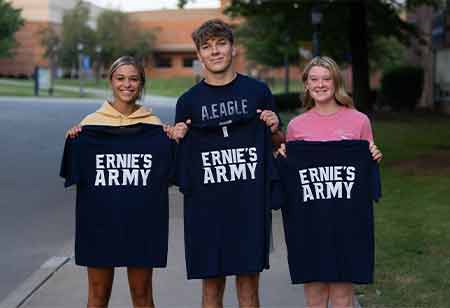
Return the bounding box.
[306,65,336,105]
[110,64,141,104]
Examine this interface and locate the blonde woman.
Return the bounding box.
[280,56,382,308]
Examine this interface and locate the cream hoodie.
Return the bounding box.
[80,101,162,126]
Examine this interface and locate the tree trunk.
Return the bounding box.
[284,52,290,94]
[349,0,371,114]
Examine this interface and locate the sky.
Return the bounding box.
[85,0,220,11]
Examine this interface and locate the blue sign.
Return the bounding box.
[82,55,91,71]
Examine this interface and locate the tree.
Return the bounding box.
[59,1,96,73]
[0,0,24,58]
[96,9,155,68]
[180,0,442,113]
[39,26,61,93]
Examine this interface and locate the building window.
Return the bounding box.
[183,57,197,68]
[154,56,172,68]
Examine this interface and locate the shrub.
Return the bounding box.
[274,92,302,112]
[380,65,424,111]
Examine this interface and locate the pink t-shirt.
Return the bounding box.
[286,107,373,142]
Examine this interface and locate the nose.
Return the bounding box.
[211,44,219,54]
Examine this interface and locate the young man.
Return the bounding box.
[171,19,280,308]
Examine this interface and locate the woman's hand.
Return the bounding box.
[276,143,287,158]
[65,125,82,139]
[369,142,383,162]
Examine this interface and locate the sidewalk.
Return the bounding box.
[1,188,313,308]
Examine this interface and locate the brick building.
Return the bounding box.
[0,0,102,77]
[128,8,247,78]
[0,0,300,81]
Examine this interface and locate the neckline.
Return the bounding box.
[202,73,239,88]
[310,106,345,118]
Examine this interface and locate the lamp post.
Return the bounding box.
[282,34,290,94]
[77,43,84,97]
[311,6,323,57]
[95,45,102,84]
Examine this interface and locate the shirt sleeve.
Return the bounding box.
[262,85,283,129]
[175,95,189,124]
[360,115,374,142]
[59,138,81,187]
[285,120,296,142]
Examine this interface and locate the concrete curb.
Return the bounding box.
[0,241,73,308]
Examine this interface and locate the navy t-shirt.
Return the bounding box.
[276,140,381,284]
[175,73,277,126]
[60,124,174,267]
[176,117,277,279]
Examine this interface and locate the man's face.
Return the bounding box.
[197,37,235,74]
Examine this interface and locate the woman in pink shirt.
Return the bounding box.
[281,56,382,308]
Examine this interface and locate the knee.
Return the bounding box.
[88,281,112,307]
[329,284,353,308]
[129,283,153,307]
[304,283,328,308]
[202,278,225,306]
[236,274,259,307]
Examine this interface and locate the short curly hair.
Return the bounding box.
[191,19,234,50]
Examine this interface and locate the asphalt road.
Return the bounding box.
[0,96,176,301]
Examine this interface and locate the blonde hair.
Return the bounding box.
[302,56,353,110]
[108,56,146,100]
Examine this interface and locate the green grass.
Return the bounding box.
[55,76,302,97]
[55,77,196,97]
[281,111,450,307]
[146,77,197,97]
[265,78,303,94]
[0,82,95,98]
[2,75,303,98]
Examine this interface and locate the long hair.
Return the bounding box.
[108,56,146,100]
[302,56,353,110]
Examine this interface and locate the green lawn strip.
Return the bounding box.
[8,76,304,97]
[279,111,450,306]
[55,78,109,89]
[267,78,303,94]
[0,83,96,98]
[55,77,195,97]
[146,77,196,97]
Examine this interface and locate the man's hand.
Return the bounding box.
[258,109,279,132]
[170,119,191,142]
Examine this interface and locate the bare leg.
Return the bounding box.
[236,273,260,308]
[329,282,353,308]
[127,267,154,308]
[202,276,226,308]
[87,267,114,308]
[304,282,329,308]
